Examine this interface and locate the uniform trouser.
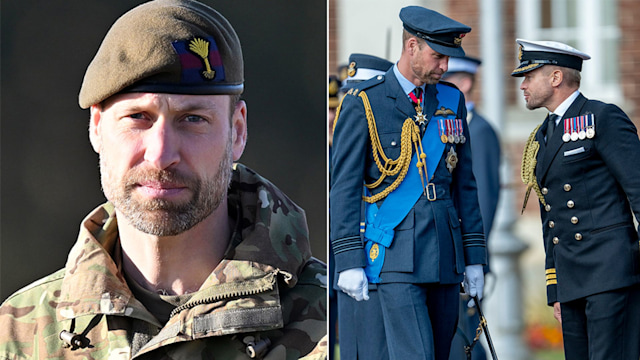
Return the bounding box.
[377,283,459,360]
[329,293,337,359]
[560,284,640,360]
[337,289,389,360]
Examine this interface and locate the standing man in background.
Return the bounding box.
[516,38,640,360]
[330,6,486,359]
[444,55,500,360]
[0,1,326,358]
[442,56,500,251]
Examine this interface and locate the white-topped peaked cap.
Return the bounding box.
[511,38,590,77]
[444,55,481,76]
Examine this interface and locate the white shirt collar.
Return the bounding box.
[551,90,581,122]
[393,63,424,97]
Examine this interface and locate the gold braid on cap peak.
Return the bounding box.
[521,124,545,213]
[358,90,422,203]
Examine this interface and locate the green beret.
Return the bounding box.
[79,0,243,109]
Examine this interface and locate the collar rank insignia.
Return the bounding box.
[435,106,455,116]
[188,38,216,80]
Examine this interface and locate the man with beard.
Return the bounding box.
[515,38,640,360]
[330,6,486,360]
[0,1,327,359]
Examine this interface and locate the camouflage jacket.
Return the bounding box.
[0,164,327,360]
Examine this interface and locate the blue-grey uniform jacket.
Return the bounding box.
[330,68,486,285]
[468,110,501,237]
[535,93,640,305]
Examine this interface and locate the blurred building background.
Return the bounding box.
[0,1,327,300]
[330,0,640,358]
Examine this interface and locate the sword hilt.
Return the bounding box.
[472,295,499,360]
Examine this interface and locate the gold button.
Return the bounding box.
[553,237,559,245]
[575,233,583,241]
[567,200,575,208]
[541,187,548,195]
[564,184,572,192]
[571,216,579,224]
[549,221,555,228]
[545,204,552,212]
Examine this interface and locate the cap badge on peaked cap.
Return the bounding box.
[518,44,524,61]
[347,61,357,77]
[454,33,466,46]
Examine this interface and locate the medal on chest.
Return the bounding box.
[409,91,428,126]
[562,114,596,142]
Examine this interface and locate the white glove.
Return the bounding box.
[463,264,484,308]
[337,268,369,301]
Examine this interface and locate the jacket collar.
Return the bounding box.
[386,68,440,122]
[56,164,311,323]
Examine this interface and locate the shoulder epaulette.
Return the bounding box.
[345,75,385,96]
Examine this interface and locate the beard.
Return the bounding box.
[524,86,553,111]
[410,58,442,85]
[100,137,233,237]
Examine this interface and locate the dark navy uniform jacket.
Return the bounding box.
[330,68,486,285]
[536,93,640,305]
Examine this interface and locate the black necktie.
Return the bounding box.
[546,113,558,142]
[413,87,423,104]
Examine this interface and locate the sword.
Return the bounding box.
[472,295,499,360]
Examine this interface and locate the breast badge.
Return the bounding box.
[446,147,458,173]
[369,243,380,262]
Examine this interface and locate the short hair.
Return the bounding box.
[402,29,425,51]
[562,68,581,88]
[543,65,581,88]
[229,94,241,118]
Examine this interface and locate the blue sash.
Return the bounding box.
[364,84,460,283]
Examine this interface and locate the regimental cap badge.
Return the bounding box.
[188,38,216,80]
[454,33,466,46]
[172,36,225,84]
